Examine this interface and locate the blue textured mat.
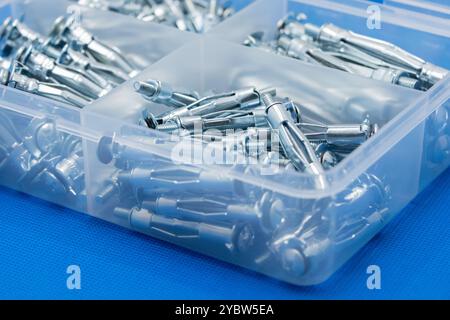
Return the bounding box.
[0,2,449,299]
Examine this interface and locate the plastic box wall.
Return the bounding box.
[382,0,450,19]
[0,0,449,285]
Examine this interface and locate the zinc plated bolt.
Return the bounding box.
[140,194,256,224]
[184,0,205,32]
[332,173,389,243]
[0,61,91,108]
[164,0,191,32]
[140,191,286,235]
[114,206,256,254]
[57,44,116,90]
[158,86,276,125]
[15,44,108,99]
[49,15,138,77]
[155,108,269,133]
[117,165,238,197]
[0,17,42,55]
[134,79,199,108]
[203,0,220,31]
[304,22,448,86]
[298,120,378,150]
[277,13,308,39]
[277,36,321,65]
[60,43,130,84]
[262,94,325,178]
[306,48,422,89]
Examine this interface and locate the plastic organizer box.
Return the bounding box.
[0,0,449,286]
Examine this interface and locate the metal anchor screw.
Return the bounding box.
[262,94,325,177]
[134,79,199,108]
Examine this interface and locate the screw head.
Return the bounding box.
[234,223,256,253]
[97,136,114,164]
[280,246,306,277]
[35,121,60,153]
[144,113,159,129]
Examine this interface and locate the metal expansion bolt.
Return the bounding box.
[141,194,262,225]
[184,0,204,33]
[307,48,422,89]
[332,173,388,243]
[19,33,117,91]
[141,191,289,235]
[304,22,448,86]
[158,87,276,125]
[114,206,256,254]
[164,0,190,32]
[278,36,421,89]
[277,36,321,64]
[16,45,108,99]
[134,79,199,108]
[299,120,378,149]
[203,0,220,31]
[117,165,238,197]
[277,13,308,39]
[0,63,91,108]
[50,15,138,77]
[58,44,129,87]
[262,94,325,177]
[156,108,269,133]
[0,17,43,54]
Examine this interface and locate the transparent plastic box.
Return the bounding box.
[380,0,450,19]
[0,0,449,286]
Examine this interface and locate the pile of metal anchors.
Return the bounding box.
[0,14,138,108]
[135,79,379,178]
[94,126,390,278]
[72,0,235,33]
[244,14,448,91]
[0,102,390,278]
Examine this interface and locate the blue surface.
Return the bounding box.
[0,2,449,300]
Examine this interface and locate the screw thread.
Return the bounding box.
[261,94,276,107]
[134,81,158,97]
[157,122,179,132]
[397,76,420,89]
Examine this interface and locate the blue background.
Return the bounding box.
[0,1,449,300]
